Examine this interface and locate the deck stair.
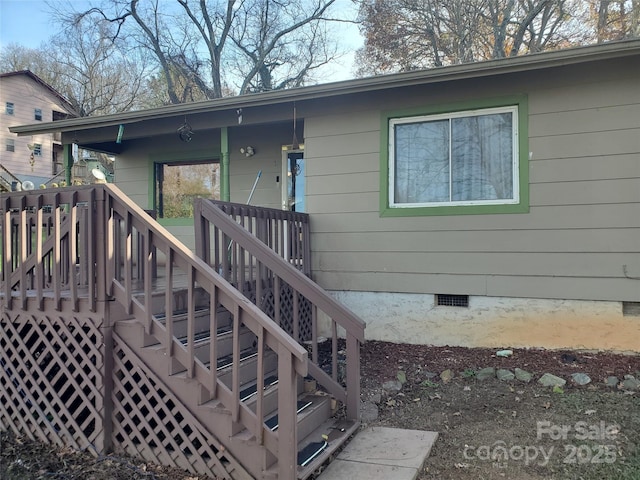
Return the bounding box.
[114,288,358,479]
[0,184,366,480]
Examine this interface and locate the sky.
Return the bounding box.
[0,0,362,82]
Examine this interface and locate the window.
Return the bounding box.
[5,102,14,115]
[33,143,42,156]
[34,108,42,121]
[381,97,528,216]
[6,138,15,152]
[154,160,220,219]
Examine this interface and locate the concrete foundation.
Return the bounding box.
[324,291,640,353]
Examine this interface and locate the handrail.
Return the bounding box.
[208,199,312,277]
[1,185,310,479]
[195,198,365,421]
[1,187,100,312]
[102,184,308,478]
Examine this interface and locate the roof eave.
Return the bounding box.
[10,39,640,137]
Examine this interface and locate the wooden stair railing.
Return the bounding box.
[194,198,366,422]
[1,185,365,478]
[103,184,314,479]
[1,188,101,313]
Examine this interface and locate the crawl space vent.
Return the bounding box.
[623,302,640,316]
[436,294,469,308]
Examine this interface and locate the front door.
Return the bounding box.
[282,151,305,212]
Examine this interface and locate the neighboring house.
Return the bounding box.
[11,39,640,352]
[0,70,77,190]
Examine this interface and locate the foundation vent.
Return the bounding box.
[623,302,640,316]
[436,294,469,308]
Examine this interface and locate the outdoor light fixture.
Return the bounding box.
[177,117,193,142]
[240,146,255,157]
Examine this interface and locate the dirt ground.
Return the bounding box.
[2,341,639,480]
[361,342,640,480]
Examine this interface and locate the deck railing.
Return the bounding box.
[1,185,312,480]
[1,188,102,312]
[207,200,311,277]
[195,199,365,421]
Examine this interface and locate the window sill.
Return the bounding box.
[380,202,529,217]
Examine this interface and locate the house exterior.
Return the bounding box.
[11,39,640,352]
[0,70,77,189]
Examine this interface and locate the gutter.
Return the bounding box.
[10,39,640,137]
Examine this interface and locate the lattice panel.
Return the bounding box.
[243,279,313,341]
[0,312,105,452]
[111,334,240,479]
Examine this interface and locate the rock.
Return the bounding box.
[571,373,591,386]
[397,370,407,384]
[538,373,566,387]
[604,376,619,388]
[423,371,439,379]
[360,401,379,423]
[622,375,640,391]
[496,369,515,381]
[382,380,403,393]
[496,349,513,357]
[476,367,496,381]
[561,353,578,364]
[440,369,454,383]
[370,393,382,404]
[514,368,533,383]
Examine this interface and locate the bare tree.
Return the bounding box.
[354,0,582,75]
[67,0,343,103]
[0,13,152,115]
[229,0,338,94]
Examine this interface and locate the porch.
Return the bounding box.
[0,184,365,480]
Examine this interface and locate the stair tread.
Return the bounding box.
[265,399,313,431]
[240,375,278,402]
[143,325,229,350]
[295,419,360,479]
[152,306,210,320]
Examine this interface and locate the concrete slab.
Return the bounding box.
[319,459,418,480]
[317,427,438,480]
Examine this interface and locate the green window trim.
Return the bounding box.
[380,95,529,217]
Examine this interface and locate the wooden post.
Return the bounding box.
[63,144,73,186]
[278,345,298,480]
[221,127,230,202]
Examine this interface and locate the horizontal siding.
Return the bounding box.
[530,178,640,206]
[311,228,640,253]
[309,203,640,232]
[529,103,640,138]
[315,271,639,302]
[530,154,639,183]
[312,251,632,278]
[0,75,72,179]
[530,128,640,160]
[303,60,640,302]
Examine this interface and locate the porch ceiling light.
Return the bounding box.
[177,117,193,142]
[240,146,255,157]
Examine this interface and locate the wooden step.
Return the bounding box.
[133,286,212,317]
[153,306,233,339]
[264,399,313,431]
[295,418,360,479]
[144,323,257,366]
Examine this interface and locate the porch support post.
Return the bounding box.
[63,143,73,186]
[221,127,230,201]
